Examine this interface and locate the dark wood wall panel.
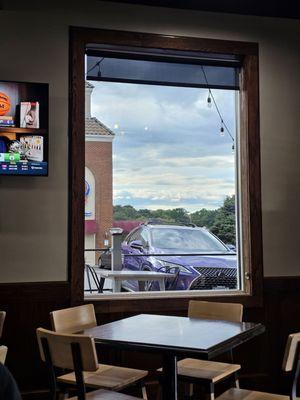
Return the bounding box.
[1,277,300,399]
[0,282,70,391]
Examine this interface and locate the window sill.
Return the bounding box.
[86,288,263,314]
[85,288,247,301]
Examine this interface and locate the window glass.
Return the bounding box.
[150,228,228,252]
[127,229,141,243]
[140,229,150,246]
[86,56,240,89]
[84,52,240,296]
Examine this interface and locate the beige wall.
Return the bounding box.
[0,1,299,282]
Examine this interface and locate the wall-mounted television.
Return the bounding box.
[0,80,48,176]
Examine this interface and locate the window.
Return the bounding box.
[150,228,228,253]
[70,29,262,307]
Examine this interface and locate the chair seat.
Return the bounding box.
[177,358,241,383]
[217,388,289,400]
[69,388,141,399]
[58,363,147,391]
[0,345,8,364]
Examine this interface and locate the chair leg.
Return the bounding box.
[155,376,162,400]
[234,371,240,388]
[140,381,148,400]
[57,382,70,400]
[183,383,194,399]
[156,384,162,400]
[209,382,215,400]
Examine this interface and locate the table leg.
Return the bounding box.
[117,279,123,292]
[158,279,165,291]
[162,354,178,400]
[113,278,122,293]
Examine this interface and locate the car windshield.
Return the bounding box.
[150,227,228,253]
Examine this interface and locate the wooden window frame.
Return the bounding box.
[69,27,263,311]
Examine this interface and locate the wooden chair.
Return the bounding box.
[217,332,300,400]
[50,304,148,399]
[177,301,243,400]
[0,311,6,339]
[50,304,97,334]
[188,300,243,322]
[0,312,7,365]
[0,345,8,364]
[37,328,142,400]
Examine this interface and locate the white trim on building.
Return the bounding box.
[85,134,114,142]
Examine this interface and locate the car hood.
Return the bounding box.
[155,254,237,269]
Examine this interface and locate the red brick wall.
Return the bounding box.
[86,140,113,247]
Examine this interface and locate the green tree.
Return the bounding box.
[190,208,217,228]
[151,209,171,221]
[113,205,138,220]
[210,195,236,245]
[166,208,190,224]
[138,209,153,219]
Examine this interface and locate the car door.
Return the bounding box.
[122,228,145,291]
[122,228,143,272]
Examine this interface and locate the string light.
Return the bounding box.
[86,57,105,77]
[207,91,212,108]
[220,120,225,136]
[201,66,235,147]
[97,63,102,78]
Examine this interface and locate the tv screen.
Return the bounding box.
[0,80,48,176]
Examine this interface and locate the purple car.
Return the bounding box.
[121,222,237,292]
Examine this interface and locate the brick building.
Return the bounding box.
[84,81,114,263]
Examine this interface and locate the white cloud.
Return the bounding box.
[90,81,237,211]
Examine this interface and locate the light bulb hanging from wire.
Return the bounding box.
[201,66,235,149]
[97,63,102,78]
[207,90,212,108]
[220,120,225,137]
[86,57,105,78]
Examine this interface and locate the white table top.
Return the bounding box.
[96,269,172,279]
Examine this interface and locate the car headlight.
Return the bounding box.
[157,259,193,274]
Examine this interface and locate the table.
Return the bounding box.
[95,270,172,292]
[84,314,265,400]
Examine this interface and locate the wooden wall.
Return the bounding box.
[1,277,299,398]
[0,283,70,394]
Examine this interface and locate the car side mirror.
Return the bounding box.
[226,244,236,252]
[130,240,144,251]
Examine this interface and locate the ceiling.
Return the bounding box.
[101,0,300,19]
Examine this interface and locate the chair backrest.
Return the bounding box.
[188,300,243,323]
[36,328,98,371]
[282,332,300,372]
[50,304,96,333]
[0,345,8,364]
[0,311,6,338]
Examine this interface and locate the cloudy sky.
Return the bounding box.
[90,81,237,212]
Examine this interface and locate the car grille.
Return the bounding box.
[190,267,237,290]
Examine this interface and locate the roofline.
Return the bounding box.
[85,116,115,136]
[85,134,114,142]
